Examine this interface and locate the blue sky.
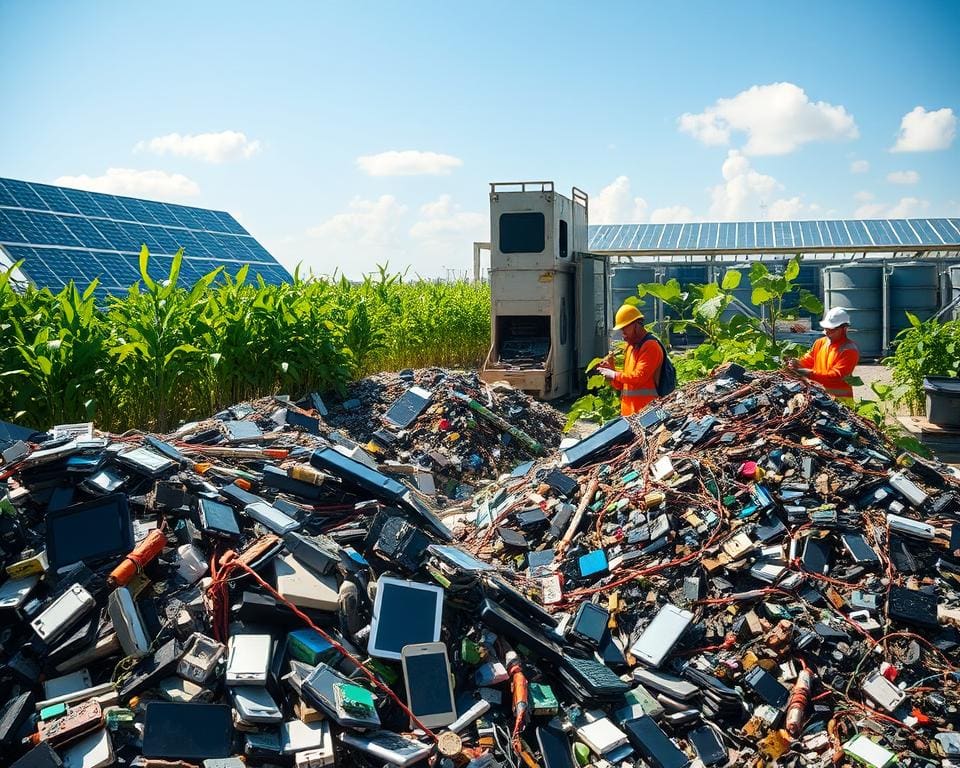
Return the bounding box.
[1,0,958,278]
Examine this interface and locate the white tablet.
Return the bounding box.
[368,576,444,660]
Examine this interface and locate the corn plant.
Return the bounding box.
[0,250,491,432]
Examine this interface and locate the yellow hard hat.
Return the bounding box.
[613,304,645,330]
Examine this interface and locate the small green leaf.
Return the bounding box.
[784,257,801,282]
[721,270,742,290]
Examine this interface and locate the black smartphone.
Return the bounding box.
[688,725,726,766]
[841,533,880,565]
[536,724,574,768]
[570,602,609,647]
[743,666,789,708]
[623,716,689,768]
[801,537,831,575]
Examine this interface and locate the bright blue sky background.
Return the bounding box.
[1,0,958,278]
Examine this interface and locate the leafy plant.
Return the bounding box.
[852,380,930,457]
[748,256,823,345]
[564,352,622,431]
[884,313,960,414]
[567,258,826,427]
[0,250,491,432]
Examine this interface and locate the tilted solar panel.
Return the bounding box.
[588,218,960,252]
[0,176,289,301]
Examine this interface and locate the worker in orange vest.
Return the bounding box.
[597,304,664,416]
[786,307,860,405]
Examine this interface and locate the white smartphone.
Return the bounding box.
[629,604,694,668]
[225,634,272,686]
[400,641,457,729]
[339,731,432,767]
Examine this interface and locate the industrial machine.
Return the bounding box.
[480,182,608,400]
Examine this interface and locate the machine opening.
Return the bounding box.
[499,212,545,253]
[495,315,550,368]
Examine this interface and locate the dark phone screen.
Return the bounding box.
[689,726,726,766]
[624,716,689,768]
[573,603,608,644]
[802,537,831,575]
[373,581,440,655]
[745,667,789,707]
[537,724,574,768]
[842,533,880,563]
[405,651,454,716]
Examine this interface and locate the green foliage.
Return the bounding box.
[568,257,822,426]
[851,380,931,457]
[0,250,491,432]
[564,353,622,431]
[884,313,960,414]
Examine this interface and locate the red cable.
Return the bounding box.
[214,553,440,742]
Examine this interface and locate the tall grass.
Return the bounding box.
[0,249,490,432]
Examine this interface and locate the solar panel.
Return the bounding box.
[0,176,289,297]
[588,218,960,252]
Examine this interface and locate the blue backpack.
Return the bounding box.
[641,334,677,397]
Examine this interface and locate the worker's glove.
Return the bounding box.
[597,367,616,381]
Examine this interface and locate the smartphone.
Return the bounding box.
[231,686,283,724]
[198,499,241,538]
[632,668,699,701]
[801,536,831,575]
[623,715,689,768]
[744,666,789,708]
[536,723,574,768]
[339,731,432,767]
[570,602,609,647]
[841,533,880,565]
[629,604,693,668]
[401,642,456,729]
[688,725,726,766]
[225,634,272,686]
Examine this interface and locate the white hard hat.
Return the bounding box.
[820,307,852,329]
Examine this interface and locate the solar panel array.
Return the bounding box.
[588,218,960,252]
[0,176,290,301]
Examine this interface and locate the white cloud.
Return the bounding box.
[410,194,486,240]
[307,195,407,244]
[888,197,929,218]
[891,107,956,152]
[53,168,200,200]
[294,195,411,278]
[887,170,920,185]
[854,196,930,218]
[134,130,261,163]
[707,151,820,220]
[850,160,870,174]
[356,150,462,176]
[708,150,780,219]
[679,82,858,155]
[649,205,693,224]
[591,176,648,224]
[854,190,875,203]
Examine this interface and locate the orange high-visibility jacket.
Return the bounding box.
[798,334,859,399]
[612,336,664,416]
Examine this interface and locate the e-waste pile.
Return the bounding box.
[1,365,959,768]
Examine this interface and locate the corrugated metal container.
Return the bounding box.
[889,263,940,339]
[822,265,883,358]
